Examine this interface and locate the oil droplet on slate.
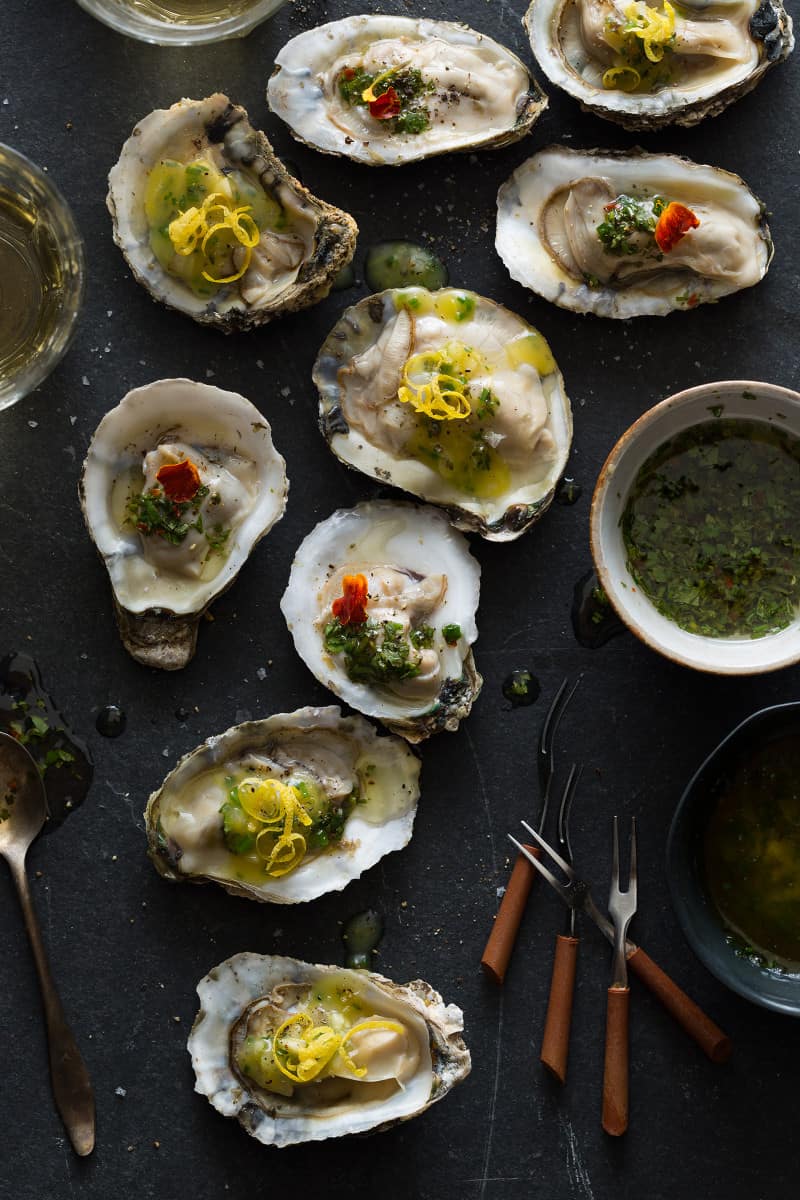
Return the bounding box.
[96,705,126,738]
[571,571,626,649]
[502,669,541,707]
[342,909,384,969]
[364,242,448,292]
[0,652,93,830]
[555,477,583,506]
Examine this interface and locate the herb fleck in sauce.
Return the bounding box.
[571,571,626,649]
[622,420,800,639]
[502,669,541,707]
[704,733,800,971]
[0,652,93,829]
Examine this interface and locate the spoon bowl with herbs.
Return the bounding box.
[591,380,800,674]
[667,702,800,1016]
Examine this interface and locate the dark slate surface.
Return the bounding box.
[1,2,798,1197]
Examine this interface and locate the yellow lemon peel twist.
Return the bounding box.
[397,342,487,421]
[168,191,260,285]
[623,0,676,62]
[273,1013,406,1084]
[238,777,313,878]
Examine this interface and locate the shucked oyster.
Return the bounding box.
[145,707,420,904]
[267,14,547,166]
[314,288,572,540]
[525,0,793,129]
[107,95,357,330]
[80,378,287,670]
[496,147,773,318]
[281,501,481,742]
[189,953,470,1146]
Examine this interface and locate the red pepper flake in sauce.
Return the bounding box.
[156,459,201,503]
[369,88,401,120]
[332,574,369,626]
[654,202,700,253]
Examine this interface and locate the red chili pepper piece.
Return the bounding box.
[369,87,401,120]
[156,459,201,502]
[654,202,700,253]
[332,574,369,625]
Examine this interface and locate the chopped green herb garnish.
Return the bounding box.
[409,625,435,649]
[476,388,499,420]
[324,618,422,686]
[442,623,462,645]
[596,194,666,256]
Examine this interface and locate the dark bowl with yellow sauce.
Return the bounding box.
[667,703,800,1015]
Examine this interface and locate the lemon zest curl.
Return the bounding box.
[167,191,260,285]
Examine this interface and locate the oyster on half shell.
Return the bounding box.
[80,378,287,670]
[189,953,470,1146]
[281,501,481,742]
[107,94,357,330]
[267,14,547,166]
[314,287,572,540]
[525,0,793,129]
[145,707,420,904]
[496,147,773,318]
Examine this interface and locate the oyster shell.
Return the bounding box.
[145,707,420,903]
[267,14,547,165]
[314,287,572,540]
[107,94,357,330]
[280,501,481,742]
[496,146,773,318]
[525,0,793,129]
[189,953,470,1146]
[80,378,287,670]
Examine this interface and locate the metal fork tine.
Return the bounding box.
[610,814,620,901]
[556,762,583,860]
[520,820,575,878]
[628,816,638,903]
[508,835,573,903]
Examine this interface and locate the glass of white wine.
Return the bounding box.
[0,145,84,413]
[75,0,287,45]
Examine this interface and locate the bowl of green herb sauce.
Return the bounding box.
[667,703,800,1015]
[591,380,800,674]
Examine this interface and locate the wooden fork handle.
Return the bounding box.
[481,846,539,985]
[626,946,732,1064]
[602,985,630,1137]
[540,934,579,1084]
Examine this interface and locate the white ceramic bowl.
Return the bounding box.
[590,381,800,675]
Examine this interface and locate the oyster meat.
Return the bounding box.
[189,953,470,1146]
[315,287,572,540]
[80,378,287,670]
[145,707,420,904]
[281,501,481,742]
[496,146,773,318]
[107,94,357,330]
[525,0,793,129]
[267,14,547,165]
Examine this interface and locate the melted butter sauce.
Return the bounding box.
[705,732,800,971]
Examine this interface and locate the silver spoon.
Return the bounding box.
[0,731,95,1155]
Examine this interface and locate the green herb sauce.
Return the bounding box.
[621,419,800,639]
[704,733,800,971]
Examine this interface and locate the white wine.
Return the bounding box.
[77,0,285,44]
[123,0,266,26]
[0,145,83,410]
[0,190,65,386]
